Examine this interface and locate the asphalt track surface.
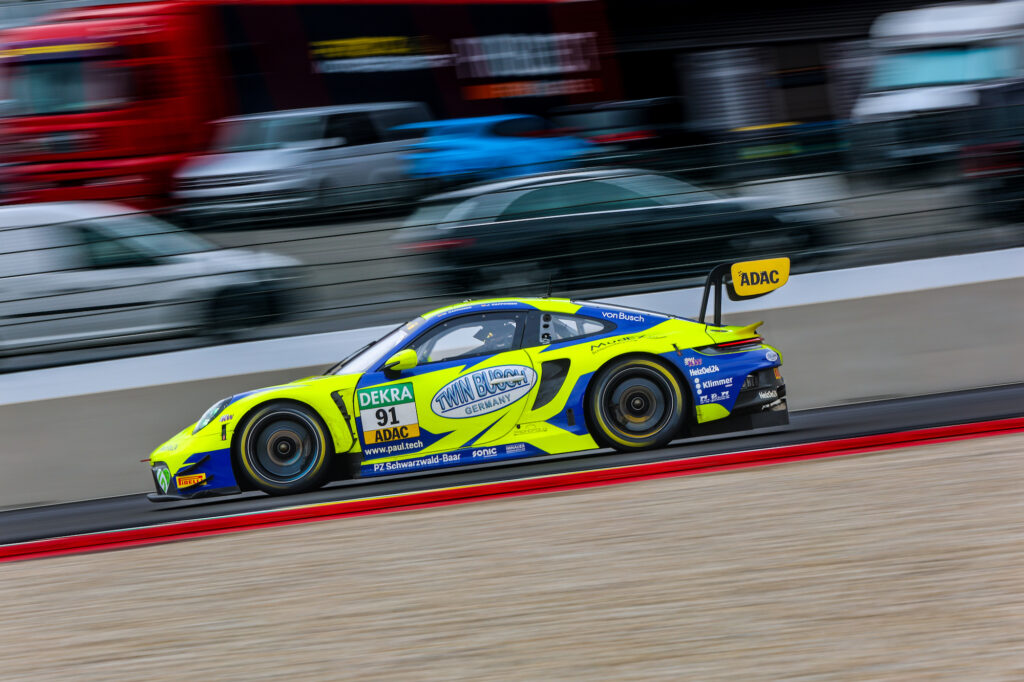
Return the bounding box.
[2,383,1022,547]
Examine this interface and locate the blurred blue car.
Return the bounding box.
[396,114,591,182]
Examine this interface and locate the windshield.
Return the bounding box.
[615,174,719,204]
[870,45,1017,91]
[329,316,428,375]
[97,214,212,256]
[213,116,323,152]
[403,201,460,228]
[5,57,132,116]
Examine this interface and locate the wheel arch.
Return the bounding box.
[582,351,695,444]
[229,396,338,491]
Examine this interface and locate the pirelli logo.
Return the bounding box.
[176,473,207,489]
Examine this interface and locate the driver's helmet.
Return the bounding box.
[474,319,517,352]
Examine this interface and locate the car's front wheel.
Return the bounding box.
[235,402,333,495]
[588,357,685,451]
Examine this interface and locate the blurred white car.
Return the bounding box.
[0,202,303,355]
[173,103,431,223]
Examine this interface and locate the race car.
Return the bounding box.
[148,257,792,501]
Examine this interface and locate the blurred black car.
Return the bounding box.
[960,90,1024,218]
[549,98,713,177]
[395,168,835,295]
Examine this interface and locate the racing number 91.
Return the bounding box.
[358,382,422,444]
[376,407,399,427]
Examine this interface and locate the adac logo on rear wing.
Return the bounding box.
[698,257,790,326]
[729,257,790,298]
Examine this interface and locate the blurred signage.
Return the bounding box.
[452,33,598,78]
[463,78,600,100]
[0,41,115,61]
[308,32,599,83]
[310,36,454,73]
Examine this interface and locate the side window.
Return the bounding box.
[74,224,153,269]
[377,104,432,140]
[492,117,548,137]
[498,186,570,220]
[0,226,77,276]
[326,113,380,146]
[538,313,610,345]
[498,181,658,221]
[411,313,523,364]
[568,181,660,211]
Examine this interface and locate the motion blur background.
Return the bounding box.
[1,0,1023,371]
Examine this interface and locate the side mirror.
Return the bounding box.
[383,348,418,372]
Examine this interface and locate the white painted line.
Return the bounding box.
[2,248,1022,406]
[606,247,1024,318]
[0,325,392,406]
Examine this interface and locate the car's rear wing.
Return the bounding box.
[698,257,790,326]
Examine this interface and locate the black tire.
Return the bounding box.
[587,356,686,451]
[235,402,333,495]
[205,287,263,339]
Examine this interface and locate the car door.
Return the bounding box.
[322,112,389,204]
[354,311,537,471]
[30,220,185,346]
[0,223,84,352]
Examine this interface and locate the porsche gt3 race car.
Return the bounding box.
[148,258,792,501]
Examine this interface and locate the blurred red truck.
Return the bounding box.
[0,0,616,206]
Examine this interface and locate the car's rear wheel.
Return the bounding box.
[588,357,685,451]
[235,402,333,495]
[205,287,264,339]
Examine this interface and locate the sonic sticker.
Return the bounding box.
[432,365,537,418]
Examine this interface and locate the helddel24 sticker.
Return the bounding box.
[431,365,537,419]
[357,382,422,456]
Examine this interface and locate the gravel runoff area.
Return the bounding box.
[2,434,1024,680]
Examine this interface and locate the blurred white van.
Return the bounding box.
[850,1,1024,171]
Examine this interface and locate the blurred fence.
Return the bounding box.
[2,115,1024,370]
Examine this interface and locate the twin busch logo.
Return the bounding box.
[431,365,537,419]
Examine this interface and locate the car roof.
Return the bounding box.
[392,114,537,131]
[0,201,138,229]
[550,97,682,114]
[215,102,425,123]
[419,167,654,202]
[873,0,1024,39]
[421,296,670,323]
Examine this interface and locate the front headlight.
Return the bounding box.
[193,397,233,435]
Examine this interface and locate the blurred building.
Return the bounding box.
[0,0,955,204]
[606,0,925,129]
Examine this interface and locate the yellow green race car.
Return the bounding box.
[148,258,792,501]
